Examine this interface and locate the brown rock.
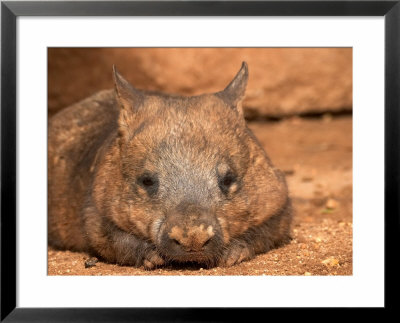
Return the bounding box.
[48,48,352,118]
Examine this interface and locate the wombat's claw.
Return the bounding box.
[219,244,251,267]
[143,251,165,270]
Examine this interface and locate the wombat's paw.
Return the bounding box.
[143,250,165,270]
[219,242,253,267]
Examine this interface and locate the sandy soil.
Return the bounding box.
[48,115,352,276]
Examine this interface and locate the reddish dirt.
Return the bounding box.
[48,115,352,276]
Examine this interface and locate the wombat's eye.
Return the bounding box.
[222,176,234,187]
[218,172,236,194]
[137,174,159,196]
[141,177,155,187]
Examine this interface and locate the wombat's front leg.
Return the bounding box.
[110,228,165,270]
[219,240,255,267]
[85,213,165,270]
[219,200,292,267]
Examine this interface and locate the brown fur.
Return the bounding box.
[48,62,292,269]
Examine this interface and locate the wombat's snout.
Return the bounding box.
[168,223,214,252]
[157,203,223,263]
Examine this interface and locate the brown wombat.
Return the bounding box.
[48,62,292,269]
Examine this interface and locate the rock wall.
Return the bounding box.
[48,48,352,118]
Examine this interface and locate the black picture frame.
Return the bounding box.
[1,1,399,321]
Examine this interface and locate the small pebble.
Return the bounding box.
[321,257,339,267]
[283,169,295,176]
[84,257,98,268]
[325,198,338,210]
[289,116,302,125]
[322,113,333,123]
[301,176,313,182]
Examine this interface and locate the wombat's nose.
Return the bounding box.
[168,224,215,252]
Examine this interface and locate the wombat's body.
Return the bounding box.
[48,63,292,269]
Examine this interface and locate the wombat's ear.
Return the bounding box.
[113,66,144,138]
[113,65,143,112]
[216,62,248,116]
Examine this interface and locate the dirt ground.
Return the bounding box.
[48,115,352,276]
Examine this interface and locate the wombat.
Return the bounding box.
[48,62,292,269]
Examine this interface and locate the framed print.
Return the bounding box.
[1,0,399,320]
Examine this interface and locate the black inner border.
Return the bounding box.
[1,1,399,321]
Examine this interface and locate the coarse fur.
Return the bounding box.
[48,62,292,269]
